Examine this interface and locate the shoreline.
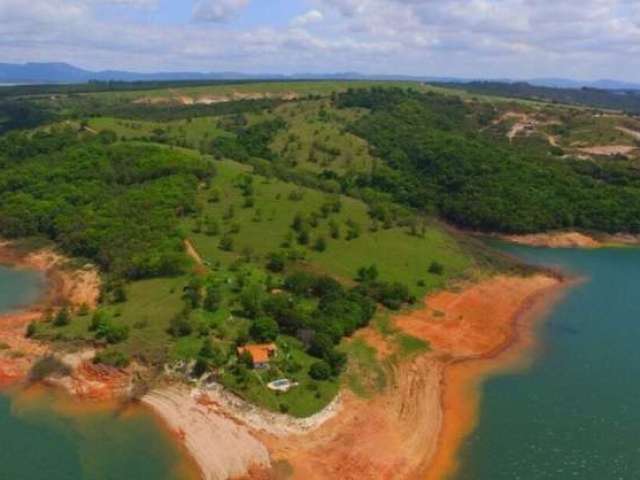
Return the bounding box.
[246,273,569,480]
[422,276,574,480]
[501,230,640,249]
[0,239,573,480]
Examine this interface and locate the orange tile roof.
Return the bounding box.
[237,343,277,364]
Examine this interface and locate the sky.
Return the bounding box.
[2,0,640,80]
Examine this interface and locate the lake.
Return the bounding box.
[0,265,198,480]
[456,246,640,479]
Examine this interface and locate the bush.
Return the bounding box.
[308,333,334,358]
[25,322,37,338]
[28,355,71,381]
[284,272,318,296]
[309,360,332,380]
[250,316,279,342]
[93,349,130,368]
[428,261,444,275]
[203,284,222,312]
[100,323,130,344]
[356,264,379,283]
[53,307,71,327]
[266,252,286,273]
[167,313,193,337]
[369,281,410,310]
[313,236,327,252]
[219,235,234,251]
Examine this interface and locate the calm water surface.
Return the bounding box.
[0,266,196,480]
[456,246,640,480]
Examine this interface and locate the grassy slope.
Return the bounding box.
[188,159,471,297]
[30,81,498,416]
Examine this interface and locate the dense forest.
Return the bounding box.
[337,88,640,233]
[0,129,214,279]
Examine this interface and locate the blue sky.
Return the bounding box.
[2,0,640,80]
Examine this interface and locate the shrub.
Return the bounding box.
[266,252,286,273]
[219,235,234,252]
[250,316,279,342]
[29,355,71,381]
[93,350,130,368]
[309,360,332,380]
[356,264,379,283]
[203,284,222,312]
[99,323,130,344]
[26,322,37,338]
[313,236,327,252]
[428,261,444,275]
[168,313,193,337]
[53,307,71,327]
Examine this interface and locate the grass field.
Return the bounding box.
[87,116,231,149]
[187,159,472,297]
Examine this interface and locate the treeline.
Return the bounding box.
[212,118,287,161]
[433,81,640,114]
[91,98,285,123]
[336,87,640,233]
[0,100,56,134]
[0,130,215,279]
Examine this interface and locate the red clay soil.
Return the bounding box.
[257,274,566,480]
[399,275,566,480]
[0,243,110,396]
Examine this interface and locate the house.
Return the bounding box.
[237,343,278,368]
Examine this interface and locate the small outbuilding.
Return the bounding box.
[237,343,278,368]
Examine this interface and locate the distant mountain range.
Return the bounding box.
[2,62,640,90]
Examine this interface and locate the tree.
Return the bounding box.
[53,306,71,327]
[297,228,310,245]
[313,236,327,252]
[219,235,234,252]
[168,313,192,337]
[193,339,227,376]
[309,360,332,380]
[204,216,219,236]
[428,261,444,275]
[266,251,286,273]
[183,277,203,308]
[203,284,222,312]
[238,350,254,369]
[308,332,334,358]
[95,321,129,344]
[26,322,37,338]
[356,264,379,283]
[240,284,266,318]
[329,219,340,239]
[346,219,361,240]
[250,316,279,342]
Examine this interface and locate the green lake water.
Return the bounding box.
[456,246,640,480]
[0,265,197,480]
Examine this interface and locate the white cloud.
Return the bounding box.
[192,0,250,22]
[92,0,159,8]
[1,0,640,80]
[291,9,324,27]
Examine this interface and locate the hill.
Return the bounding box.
[4,79,640,418]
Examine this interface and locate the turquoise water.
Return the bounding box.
[0,266,196,480]
[456,246,640,480]
[0,265,45,312]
